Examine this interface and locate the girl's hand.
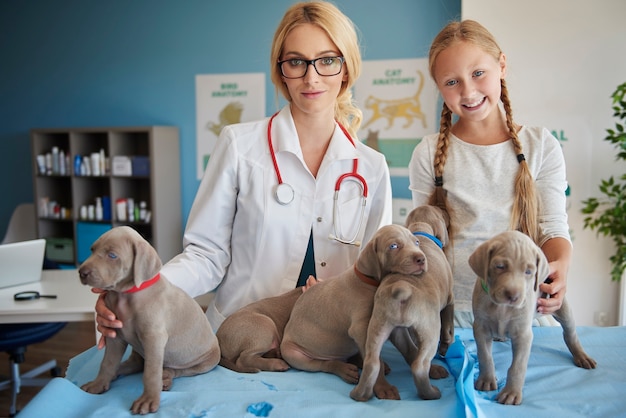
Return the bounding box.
[91,289,123,349]
[536,261,567,315]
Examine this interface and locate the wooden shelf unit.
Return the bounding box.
[30,126,182,266]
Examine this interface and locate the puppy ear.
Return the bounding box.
[406,221,420,233]
[434,206,451,239]
[434,217,449,247]
[468,239,493,280]
[355,230,382,278]
[428,206,450,247]
[534,247,550,292]
[438,207,451,228]
[132,232,163,287]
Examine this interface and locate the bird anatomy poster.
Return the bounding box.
[196,73,265,179]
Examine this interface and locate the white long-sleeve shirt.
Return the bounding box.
[409,126,570,312]
[163,106,392,330]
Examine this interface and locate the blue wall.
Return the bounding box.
[0,0,460,236]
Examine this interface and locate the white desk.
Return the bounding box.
[0,269,98,324]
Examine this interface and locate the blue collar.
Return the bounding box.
[413,231,443,249]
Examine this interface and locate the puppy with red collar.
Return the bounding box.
[79,226,220,415]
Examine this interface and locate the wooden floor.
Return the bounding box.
[0,321,96,417]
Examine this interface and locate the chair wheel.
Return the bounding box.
[51,366,63,377]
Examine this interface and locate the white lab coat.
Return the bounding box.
[163,105,392,330]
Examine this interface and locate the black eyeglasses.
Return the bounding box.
[278,56,345,79]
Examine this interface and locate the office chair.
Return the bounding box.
[1,203,37,245]
[0,323,66,416]
[0,203,67,417]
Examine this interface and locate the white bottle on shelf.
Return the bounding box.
[59,149,66,175]
[45,153,52,175]
[95,197,103,221]
[91,152,100,176]
[139,201,147,222]
[127,198,135,222]
[99,148,106,175]
[51,146,59,174]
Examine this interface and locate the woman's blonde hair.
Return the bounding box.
[428,19,539,242]
[270,1,363,137]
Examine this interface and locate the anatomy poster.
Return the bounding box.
[196,73,265,179]
[354,58,438,172]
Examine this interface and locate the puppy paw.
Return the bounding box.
[81,379,111,394]
[383,361,391,375]
[497,386,523,405]
[429,363,449,379]
[333,362,360,384]
[162,369,174,391]
[350,384,373,402]
[130,393,160,415]
[574,353,597,369]
[261,358,291,372]
[437,342,450,357]
[373,382,400,400]
[474,374,497,392]
[418,384,441,400]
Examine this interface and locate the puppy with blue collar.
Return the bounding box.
[351,205,455,402]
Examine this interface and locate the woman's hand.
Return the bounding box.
[301,275,320,292]
[92,289,123,349]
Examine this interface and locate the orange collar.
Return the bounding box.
[354,266,379,287]
[124,273,160,294]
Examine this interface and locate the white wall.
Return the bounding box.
[463,0,626,326]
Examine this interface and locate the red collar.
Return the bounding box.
[354,266,379,287]
[124,273,160,294]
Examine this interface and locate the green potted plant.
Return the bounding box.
[581,82,626,282]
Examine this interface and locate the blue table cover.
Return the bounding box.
[18,326,626,417]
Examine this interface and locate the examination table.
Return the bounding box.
[18,326,625,417]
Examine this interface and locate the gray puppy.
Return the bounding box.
[216,276,317,373]
[469,230,596,405]
[351,207,454,402]
[281,224,427,400]
[79,226,220,415]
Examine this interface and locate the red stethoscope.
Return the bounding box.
[267,112,368,246]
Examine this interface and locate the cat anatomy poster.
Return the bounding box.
[354,58,438,172]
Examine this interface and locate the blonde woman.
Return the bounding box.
[409,20,570,327]
[94,1,392,339]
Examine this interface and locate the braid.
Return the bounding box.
[428,103,456,251]
[432,104,452,181]
[501,79,539,242]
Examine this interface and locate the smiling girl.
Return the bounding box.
[409,20,571,327]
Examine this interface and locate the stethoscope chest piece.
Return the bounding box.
[275,182,295,205]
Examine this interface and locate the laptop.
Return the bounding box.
[0,239,46,289]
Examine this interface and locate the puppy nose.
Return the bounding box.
[415,254,425,266]
[505,290,520,303]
